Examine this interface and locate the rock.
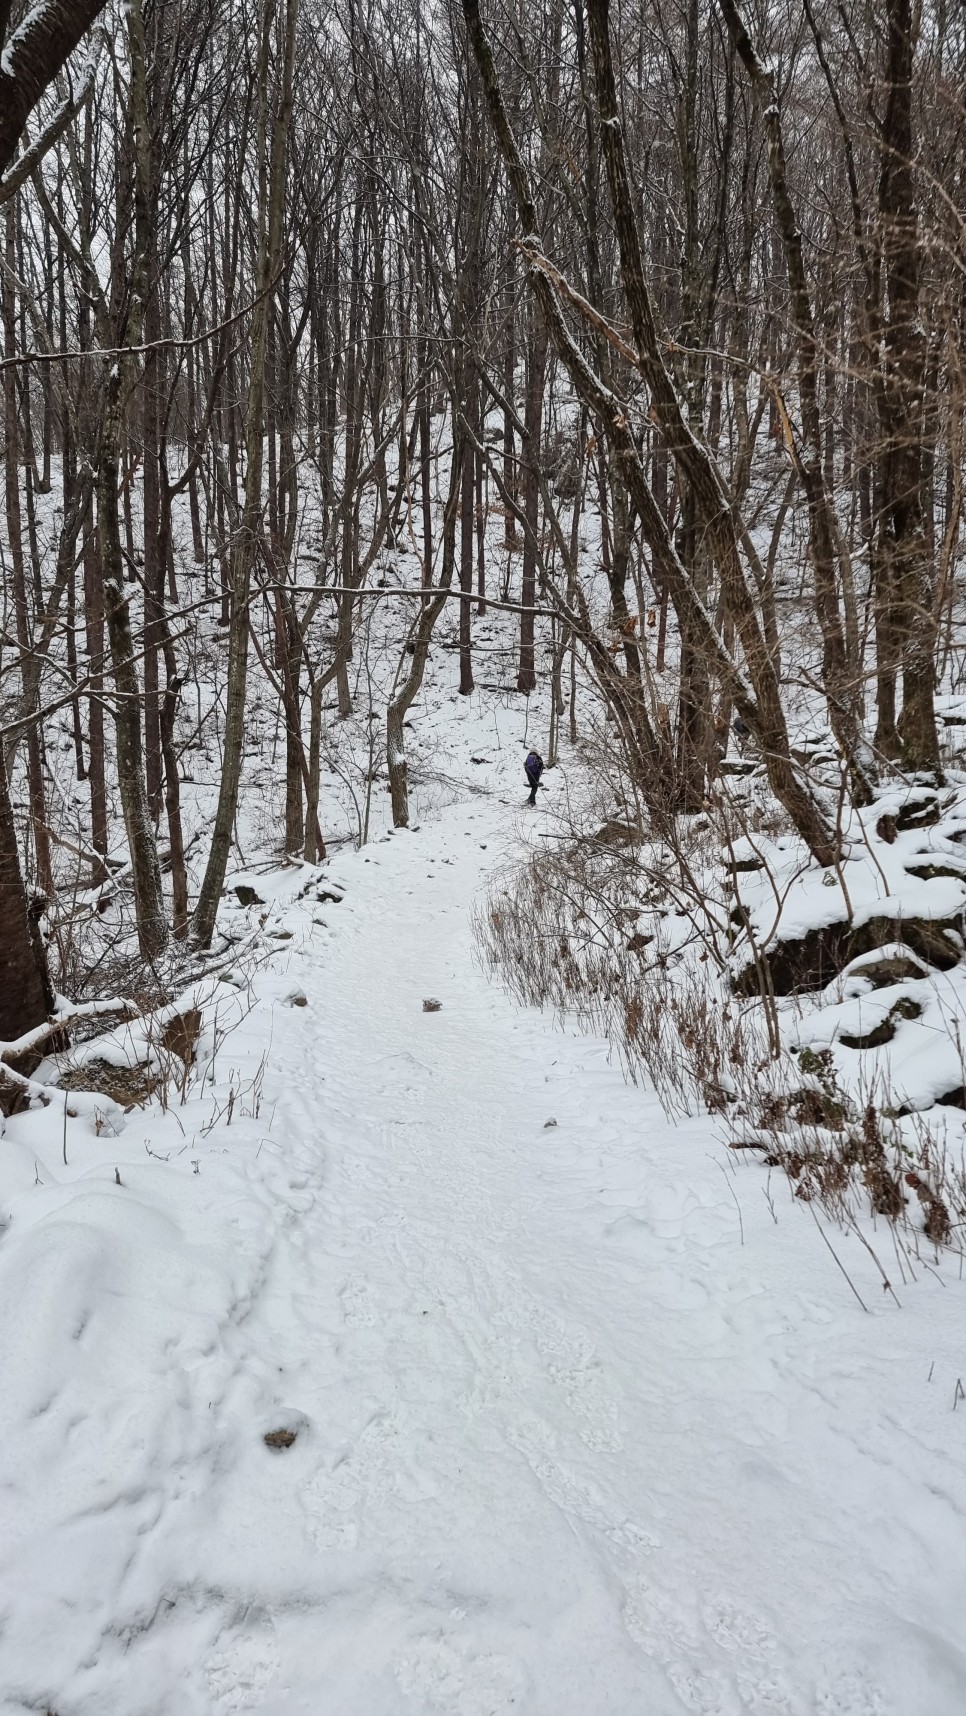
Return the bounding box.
[263,1427,298,1450]
[263,1409,309,1451]
[846,949,930,987]
[733,919,851,996]
[851,913,962,971]
[903,861,966,883]
[422,998,442,1012]
[838,1019,897,1050]
[234,885,264,907]
[733,910,965,996]
[894,794,941,831]
[543,1118,557,1129]
[837,992,923,1050]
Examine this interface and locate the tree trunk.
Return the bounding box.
[192,0,299,946]
[141,281,164,819]
[388,445,462,825]
[718,0,877,804]
[517,304,547,694]
[96,389,167,959]
[0,760,53,1043]
[459,423,475,696]
[83,495,109,883]
[464,0,836,865]
[878,0,940,776]
[4,201,52,897]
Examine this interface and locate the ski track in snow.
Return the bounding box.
[2,793,966,1714]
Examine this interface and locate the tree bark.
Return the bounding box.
[0,761,53,1044]
[192,0,299,947]
[462,0,835,863]
[877,0,940,776]
[517,302,546,694]
[4,201,52,896]
[717,0,877,803]
[0,0,105,179]
[389,445,462,825]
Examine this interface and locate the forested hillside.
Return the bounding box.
[2,0,966,1710]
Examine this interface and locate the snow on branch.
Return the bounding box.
[0,0,107,179]
[0,27,100,204]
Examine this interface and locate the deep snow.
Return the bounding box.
[2,777,966,1714]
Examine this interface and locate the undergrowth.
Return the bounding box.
[476,812,966,1267]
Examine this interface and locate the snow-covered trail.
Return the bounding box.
[3,795,966,1715]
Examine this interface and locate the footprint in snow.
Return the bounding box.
[301,1457,365,1549]
[498,1295,625,1452]
[665,1660,739,1714]
[204,1614,279,1712]
[301,1410,402,1550]
[505,1412,654,1547]
[702,1596,777,1658]
[815,1675,887,1715]
[606,1516,661,1555]
[734,1671,796,1715]
[545,1357,624,1452]
[659,1650,793,1716]
[622,1569,702,1661]
[395,1633,528,1715]
[339,1275,378,1328]
[624,1574,793,1715]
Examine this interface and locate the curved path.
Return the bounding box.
[2,797,965,1714]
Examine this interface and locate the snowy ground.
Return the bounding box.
[3,744,966,1714]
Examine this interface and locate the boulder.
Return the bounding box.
[733,911,964,996]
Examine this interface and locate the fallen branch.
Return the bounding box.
[0,997,140,1065]
[0,1062,54,1107]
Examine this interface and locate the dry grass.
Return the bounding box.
[477,835,966,1261]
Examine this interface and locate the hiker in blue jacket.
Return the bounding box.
[524,749,544,806]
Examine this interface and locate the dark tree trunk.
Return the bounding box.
[517,305,547,695]
[878,0,940,775]
[459,425,475,695]
[0,761,52,1043]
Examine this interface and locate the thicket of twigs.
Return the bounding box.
[478,743,966,1263]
